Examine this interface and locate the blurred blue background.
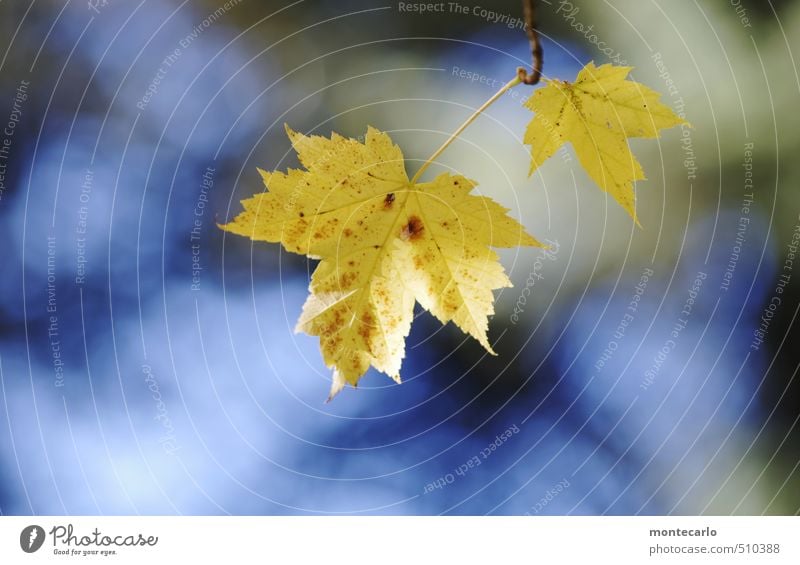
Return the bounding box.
[0,0,798,515]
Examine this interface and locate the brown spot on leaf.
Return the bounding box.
[400,215,424,241]
[383,193,395,209]
[358,312,375,343]
[443,300,458,315]
[339,271,357,288]
[344,228,353,237]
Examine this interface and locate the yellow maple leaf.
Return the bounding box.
[220,126,541,398]
[524,62,686,223]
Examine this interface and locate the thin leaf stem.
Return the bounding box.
[518,0,543,85]
[410,75,521,184]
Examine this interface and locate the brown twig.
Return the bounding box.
[517,0,543,85]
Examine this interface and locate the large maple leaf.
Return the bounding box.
[221,126,541,398]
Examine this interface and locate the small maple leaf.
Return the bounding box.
[523,62,687,224]
[220,126,541,398]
